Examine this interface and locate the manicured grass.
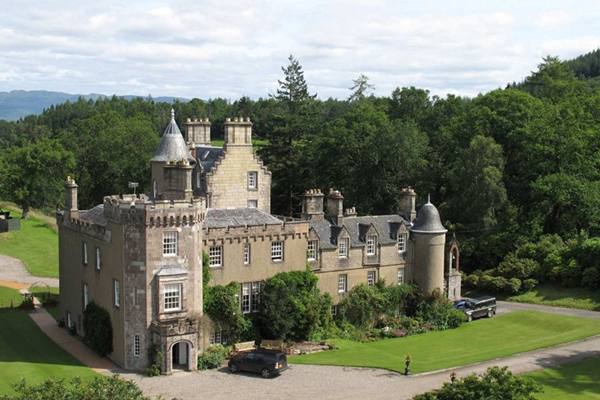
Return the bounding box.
[290,311,600,374]
[0,286,23,309]
[507,284,600,312]
[0,310,96,394]
[211,138,268,148]
[528,356,600,399]
[0,206,58,278]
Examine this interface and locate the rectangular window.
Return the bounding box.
[397,232,407,253]
[82,241,88,265]
[95,247,101,270]
[209,246,223,267]
[134,335,141,357]
[209,330,227,345]
[397,269,405,285]
[366,235,377,255]
[164,283,182,312]
[247,199,258,208]
[83,282,89,310]
[247,171,258,189]
[367,271,376,286]
[251,282,262,312]
[271,240,283,262]
[67,312,72,328]
[243,243,251,265]
[113,279,120,308]
[338,274,348,293]
[338,237,349,258]
[163,232,177,256]
[241,283,251,314]
[307,240,318,261]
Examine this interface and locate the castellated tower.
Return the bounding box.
[183,117,211,146]
[409,197,447,294]
[224,116,252,147]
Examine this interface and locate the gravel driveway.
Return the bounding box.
[0,254,58,287]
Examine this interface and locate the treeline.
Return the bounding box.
[2,52,600,284]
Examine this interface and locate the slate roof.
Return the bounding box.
[151,109,195,163]
[78,204,107,227]
[195,145,225,173]
[156,266,187,276]
[410,201,447,234]
[309,214,408,249]
[204,208,283,229]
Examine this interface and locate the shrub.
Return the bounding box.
[559,259,583,287]
[338,284,387,328]
[413,366,541,400]
[507,278,522,294]
[83,302,113,356]
[144,345,163,377]
[581,267,600,289]
[417,293,466,330]
[2,375,150,400]
[521,278,538,292]
[197,344,228,370]
[497,254,540,280]
[464,274,479,288]
[204,283,250,343]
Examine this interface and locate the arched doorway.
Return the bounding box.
[171,341,190,370]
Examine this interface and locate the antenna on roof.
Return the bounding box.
[128,181,139,196]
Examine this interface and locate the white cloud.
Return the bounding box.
[536,10,573,28]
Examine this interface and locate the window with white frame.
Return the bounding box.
[241,283,251,313]
[83,282,89,310]
[397,269,405,285]
[338,274,348,293]
[271,240,283,262]
[134,335,141,357]
[338,237,349,258]
[366,235,377,255]
[164,283,182,312]
[209,246,223,267]
[247,171,258,189]
[367,271,376,286]
[113,279,120,308]
[67,312,72,328]
[95,247,101,270]
[251,282,262,312]
[243,243,251,265]
[82,241,88,265]
[307,240,318,261]
[163,232,177,256]
[209,329,225,345]
[247,199,258,208]
[397,232,407,253]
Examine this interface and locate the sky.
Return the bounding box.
[1,0,599,100]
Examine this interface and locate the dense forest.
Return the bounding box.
[2,50,600,293]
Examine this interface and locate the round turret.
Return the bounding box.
[409,198,447,295]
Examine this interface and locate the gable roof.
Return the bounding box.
[309,214,408,249]
[195,145,225,173]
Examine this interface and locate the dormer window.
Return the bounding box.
[366,235,377,255]
[397,232,407,253]
[338,238,349,258]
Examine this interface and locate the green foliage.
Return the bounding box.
[197,344,228,370]
[144,345,163,377]
[338,284,387,328]
[204,283,250,343]
[412,366,541,400]
[0,375,150,400]
[82,302,113,356]
[257,270,332,341]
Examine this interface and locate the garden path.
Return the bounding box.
[0,254,58,287]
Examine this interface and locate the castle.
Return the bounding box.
[57,110,461,374]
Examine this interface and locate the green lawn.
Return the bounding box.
[507,284,600,312]
[528,356,600,399]
[0,206,59,278]
[211,138,268,148]
[291,311,600,374]
[0,286,23,309]
[0,310,96,394]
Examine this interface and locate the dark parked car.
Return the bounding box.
[228,349,288,378]
[454,296,497,321]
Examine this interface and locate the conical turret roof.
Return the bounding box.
[151,109,194,163]
[410,196,447,234]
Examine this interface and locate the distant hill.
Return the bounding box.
[565,48,600,79]
[0,90,188,120]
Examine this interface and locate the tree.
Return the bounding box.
[273,54,316,107]
[413,366,541,400]
[83,302,113,356]
[0,138,75,218]
[348,74,375,101]
[204,282,250,342]
[1,375,150,400]
[257,270,331,341]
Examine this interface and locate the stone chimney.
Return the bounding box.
[326,189,344,225]
[301,189,325,220]
[224,117,252,148]
[65,176,78,216]
[184,117,211,147]
[344,206,357,217]
[399,187,417,222]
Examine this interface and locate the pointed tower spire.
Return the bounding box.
[171,108,175,121]
[427,193,431,204]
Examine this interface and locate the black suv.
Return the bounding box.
[228,349,288,378]
[454,296,497,322]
